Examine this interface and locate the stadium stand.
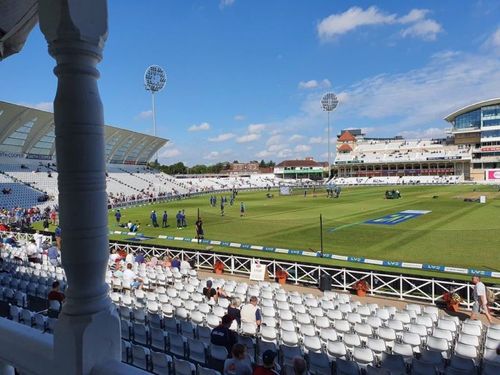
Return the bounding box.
[1,238,499,374]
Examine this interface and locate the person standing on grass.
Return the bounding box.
[195,217,204,242]
[471,275,493,324]
[115,209,121,224]
[240,202,245,217]
[162,210,168,228]
[150,210,158,227]
[221,199,225,216]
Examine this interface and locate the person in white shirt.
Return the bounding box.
[125,252,134,264]
[240,296,262,332]
[26,240,41,263]
[33,231,44,250]
[122,263,142,289]
[471,276,492,323]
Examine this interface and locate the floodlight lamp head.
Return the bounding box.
[144,65,167,93]
[321,92,339,112]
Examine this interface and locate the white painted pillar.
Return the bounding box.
[38,1,120,374]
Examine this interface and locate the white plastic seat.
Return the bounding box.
[206,314,220,329]
[353,347,375,368]
[354,323,372,341]
[377,327,396,348]
[392,342,413,364]
[281,330,299,346]
[279,320,296,332]
[454,342,477,361]
[433,327,454,343]
[299,324,316,337]
[190,311,205,325]
[458,333,479,348]
[346,312,362,325]
[327,309,343,321]
[327,341,348,359]
[334,319,351,335]
[303,335,322,353]
[426,336,450,359]
[295,313,311,325]
[260,326,277,342]
[366,337,386,360]
[460,323,481,337]
[320,328,338,343]
[343,332,362,351]
[415,315,433,331]
[315,316,330,329]
[309,307,324,317]
[366,316,382,330]
[402,331,422,354]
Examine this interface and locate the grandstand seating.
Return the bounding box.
[329,175,464,186]
[1,239,499,374]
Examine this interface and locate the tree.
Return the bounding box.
[259,159,266,168]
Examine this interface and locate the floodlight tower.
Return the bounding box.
[144,65,167,161]
[321,92,339,179]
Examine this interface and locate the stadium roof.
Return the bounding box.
[444,98,500,122]
[276,159,322,167]
[338,130,357,142]
[338,144,353,152]
[0,101,167,164]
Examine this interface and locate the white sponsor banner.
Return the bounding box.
[249,259,267,281]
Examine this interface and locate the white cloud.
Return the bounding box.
[398,9,428,24]
[294,144,312,153]
[20,101,53,112]
[208,133,236,142]
[298,79,331,90]
[188,122,211,132]
[219,0,234,9]
[237,133,261,143]
[317,6,396,40]
[289,134,304,142]
[234,114,245,121]
[266,134,284,146]
[317,6,442,42]
[247,123,266,133]
[204,149,232,160]
[204,151,220,160]
[401,19,442,41]
[483,27,500,50]
[160,148,181,158]
[309,137,327,144]
[335,51,500,130]
[135,110,153,120]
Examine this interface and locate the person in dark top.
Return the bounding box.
[162,211,168,228]
[227,297,242,326]
[48,281,65,303]
[210,314,237,356]
[195,217,204,242]
[115,210,121,224]
[170,257,180,269]
[203,280,217,301]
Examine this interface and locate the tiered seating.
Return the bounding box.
[0,174,46,209]
[329,175,464,186]
[1,250,499,374]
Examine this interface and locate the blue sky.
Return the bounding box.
[1,0,500,165]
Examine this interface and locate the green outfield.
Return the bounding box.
[101,184,500,279]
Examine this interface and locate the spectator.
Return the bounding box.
[171,256,181,270]
[253,350,279,375]
[48,281,65,303]
[26,239,41,263]
[33,230,44,251]
[135,251,145,264]
[210,314,237,356]
[470,275,493,324]
[241,296,262,331]
[293,357,308,375]
[203,280,217,302]
[223,343,252,375]
[180,257,191,272]
[54,226,62,249]
[47,242,60,266]
[227,297,241,326]
[125,252,134,264]
[163,256,172,268]
[122,263,143,289]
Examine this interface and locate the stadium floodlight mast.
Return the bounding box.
[321,92,339,179]
[144,65,167,162]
